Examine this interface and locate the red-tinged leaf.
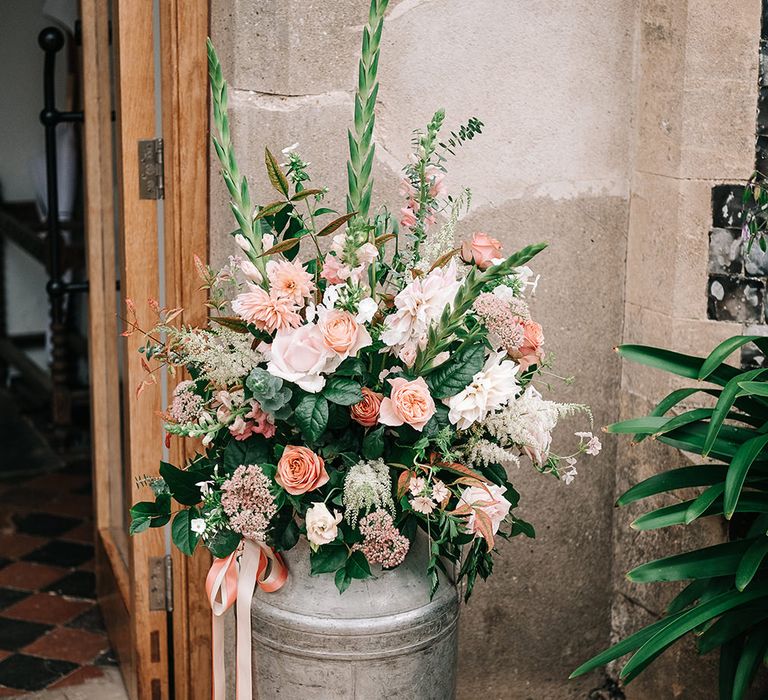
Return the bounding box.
[449,503,473,517]
[193,254,207,279]
[429,247,461,272]
[397,471,412,499]
[149,298,160,313]
[436,461,486,482]
[290,188,323,202]
[210,316,250,332]
[136,375,157,398]
[474,509,495,549]
[165,433,172,449]
[265,148,290,198]
[451,476,493,493]
[374,233,396,247]
[254,200,289,220]
[317,212,356,237]
[140,357,152,373]
[164,308,183,325]
[260,237,302,257]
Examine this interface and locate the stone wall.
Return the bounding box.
[209,0,763,697]
[613,1,761,698]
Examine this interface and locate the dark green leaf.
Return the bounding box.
[207,528,242,558]
[310,543,348,575]
[171,509,201,556]
[223,437,272,472]
[290,188,323,201]
[322,378,364,406]
[254,200,288,220]
[159,462,202,506]
[684,483,725,524]
[335,567,352,594]
[425,343,485,399]
[735,535,768,591]
[362,425,385,460]
[295,394,329,442]
[698,336,768,381]
[346,550,372,580]
[628,540,753,583]
[724,432,768,519]
[617,465,727,506]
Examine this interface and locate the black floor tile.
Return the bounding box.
[22,541,93,568]
[0,588,29,612]
[0,653,78,691]
[0,617,51,650]
[67,605,105,633]
[12,513,80,538]
[0,558,11,570]
[44,570,95,600]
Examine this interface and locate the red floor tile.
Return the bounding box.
[0,686,21,696]
[61,522,94,544]
[24,474,90,494]
[3,593,91,625]
[42,496,93,519]
[0,533,47,559]
[24,628,109,665]
[50,664,106,687]
[0,562,66,590]
[0,653,10,664]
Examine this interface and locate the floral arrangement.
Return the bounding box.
[129,0,600,600]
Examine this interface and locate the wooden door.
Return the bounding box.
[80,0,210,697]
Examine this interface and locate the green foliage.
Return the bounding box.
[295,394,330,442]
[129,495,171,534]
[347,0,389,221]
[572,337,768,700]
[322,378,364,406]
[159,461,202,506]
[172,508,201,556]
[425,343,485,399]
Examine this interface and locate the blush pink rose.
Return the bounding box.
[516,319,544,371]
[460,232,503,270]
[350,387,383,427]
[320,255,350,285]
[317,309,372,360]
[378,377,436,432]
[276,445,329,495]
[262,323,340,393]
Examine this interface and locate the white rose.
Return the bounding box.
[261,323,341,393]
[356,297,379,324]
[305,503,342,547]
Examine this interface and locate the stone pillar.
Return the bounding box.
[210,1,632,697]
[613,1,761,697]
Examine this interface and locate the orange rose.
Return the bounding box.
[461,232,503,270]
[378,377,436,432]
[517,320,544,371]
[317,309,372,359]
[350,387,383,427]
[276,445,329,495]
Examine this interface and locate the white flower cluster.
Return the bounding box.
[477,386,589,467]
[342,459,394,526]
[169,325,262,387]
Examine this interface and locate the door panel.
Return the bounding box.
[81,0,169,697]
[82,0,211,696]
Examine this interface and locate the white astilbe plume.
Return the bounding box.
[165,324,262,387]
[478,386,591,467]
[343,459,394,526]
[465,439,521,470]
[417,188,471,271]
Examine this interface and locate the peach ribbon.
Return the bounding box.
[206,539,287,700]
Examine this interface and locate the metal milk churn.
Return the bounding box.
[249,535,460,699]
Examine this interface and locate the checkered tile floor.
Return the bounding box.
[0,465,116,694]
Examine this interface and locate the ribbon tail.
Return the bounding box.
[236,540,261,700]
[207,553,238,700]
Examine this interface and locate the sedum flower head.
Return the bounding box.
[220,464,277,542]
[342,459,394,526]
[356,509,409,568]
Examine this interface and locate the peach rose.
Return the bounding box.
[351,388,383,427]
[317,309,372,360]
[461,232,503,270]
[517,319,544,371]
[378,377,436,431]
[276,445,329,495]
